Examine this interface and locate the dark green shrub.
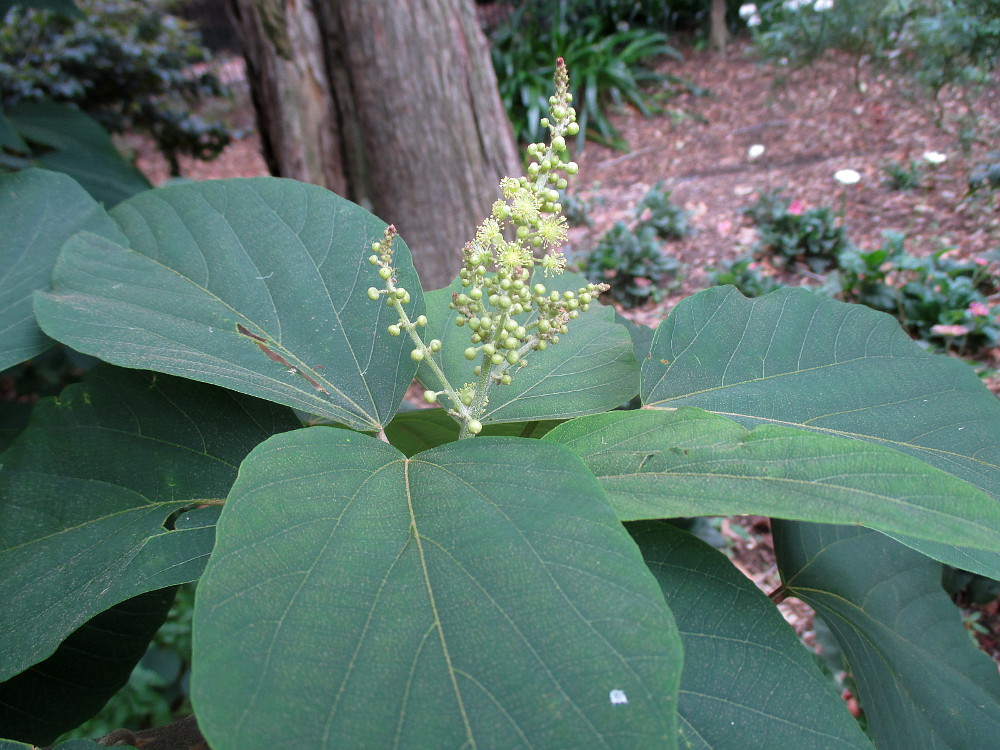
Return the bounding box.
[577,221,682,307]
[635,180,692,240]
[0,0,230,175]
[834,233,1000,355]
[744,188,850,273]
[491,1,683,148]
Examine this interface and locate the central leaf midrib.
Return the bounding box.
[404,459,476,748]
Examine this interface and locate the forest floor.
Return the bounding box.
[126,39,1000,672]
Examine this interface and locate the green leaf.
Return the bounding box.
[416,274,638,423]
[629,521,872,750]
[0,102,28,153]
[0,169,122,371]
[193,430,681,749]
[0,365,298,681]
[773,522,1000,750]
[544,409,1000,563]
[34,178,422,431]
[641,286,1000,577]
[385,408,561,456]
[6,102,150,206]
[0,588,175,746]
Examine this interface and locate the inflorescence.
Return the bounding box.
[366,59,607,436]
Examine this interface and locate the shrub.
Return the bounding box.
[743,188,850,272]
[577,183,689,307]
[490,0,683,148]
[0,0,230,175]
[826,232,1000,354]
[745,0,1000,134]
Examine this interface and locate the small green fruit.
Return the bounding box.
[468,420,483,435]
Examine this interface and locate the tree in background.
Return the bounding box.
[227,0,520,291]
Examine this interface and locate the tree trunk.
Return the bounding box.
[710,0,729,56]
[228,0,520,290]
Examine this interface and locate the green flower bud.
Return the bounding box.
[566,123,580,136]
[410,349,425,362]
[416,315,428,326]
[429,339,442,352]
[470,288,483,300]
[367,287,380,301]
[464,347,477,360]
[565,160,579,174]
[503,318,518,332]
[388,324,401,336]
[500,374,512,385]
[490,353,504,365]
[504,336,519,350]
[378,266,392,280]
[474,365,482,375]
[369,255,379,265]
[536,340,548,351]
[423,390,438,404]
[461,391,474,406]
[506,350,520,365]
[468,419,483,435]
[552,135,566,152]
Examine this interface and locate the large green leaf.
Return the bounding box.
[416,274,638,423]
[0,169,122,370]
[629,521,872,750]
[0,588,175,746]
[193,430,681,749]
[6,102,151,206]
[0,365,298,681]
[34,178,421,431]
[641,286,1000,577]
[773,521,1000,750]
[544,409,1000,569]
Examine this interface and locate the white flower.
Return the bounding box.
[813,0,834,10]
[783,0,808,9]
[834,169,861,185]
[748,13,762,26]
[748,144,765,160]
[923,150,947,165]
[739,3,758,19]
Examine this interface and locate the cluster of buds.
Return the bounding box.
[368,59,607,436]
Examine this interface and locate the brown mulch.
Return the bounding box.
[127,42,1000,668]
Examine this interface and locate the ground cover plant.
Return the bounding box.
[3,60,1000,750]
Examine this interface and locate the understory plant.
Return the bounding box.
[744,187,850,272]
[576,182,688,307]
[3,61,1000,750]
[490,0,683,148]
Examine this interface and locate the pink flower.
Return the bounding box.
[787,199,805,215]
[974,258,988,266]
[968,301,990,317]
[930,324,970,337]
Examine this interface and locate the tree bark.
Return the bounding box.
[228,0,520,290]
[710,0,729,56]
